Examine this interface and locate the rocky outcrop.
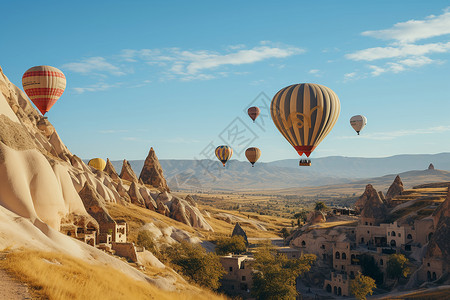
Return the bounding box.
[116,179,131,203]
[428,163,435,170]
[232,222,248,245]
[386,175,404,204]
[185,195,197,207]
[104,158,119,180]
[426,190,450,266]
[128,181,146,208]
[78,182,116,229]
[308,210,326,224]
[139,147,169,192]
[358,184,388,225]
[120,159,138,183]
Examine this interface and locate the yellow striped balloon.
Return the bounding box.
[22,66,66,115]
[215,145,233,167]
[245,147,261,167]
[270,83,340,157]
[88,158,106,171]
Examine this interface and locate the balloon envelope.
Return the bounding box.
[270,83,340,157]
[245,147,261,166]
[22,66,66,115]
[248,106,260,122]
[88,158,106,171]
[350,115,367,135]
[215,145,233,167]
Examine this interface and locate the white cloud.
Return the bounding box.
[73,82,121,94]
[346,42,450,61]
[63,57,125,76]
[362,8,450,43]
[340,125,450,140]
[343,72,358,81]
[345,8,450,78]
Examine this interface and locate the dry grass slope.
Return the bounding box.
[0,250,227,300]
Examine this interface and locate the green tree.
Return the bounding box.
[215,235,247,255]
[252,242,316,300]
[293,210,308,223]
[136,230,157,254]
[163,241,225,290]
[387,254,410,282]
[314,202,328,211]
[280,228,291,239]
[351,272,376,300]
[359,254,384,284]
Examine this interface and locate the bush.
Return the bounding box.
[163,241,225,290]
[351,272,376,300]
[136,230,157,254]
[215,235,247,255]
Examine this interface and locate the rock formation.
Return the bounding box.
[386,175,404,204]
[128,181,146,207]
[308,210,326,224]
[139,147,169,192]
[232,222,248,246]
[358,184,388,225]
[120,159,139,182]
[104,158,119,180]
[185,195,197,207]
[116,179,131,203]
[428,163,435,170]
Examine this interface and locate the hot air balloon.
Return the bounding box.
[270,83,340,165]
[215,145,233,167]
[88,158,106,171]
[22,66,66,115]
[350,115,367,135]
[245,147,261,167]
[248,106,260,122]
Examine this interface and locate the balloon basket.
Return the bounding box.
[299,159,311,166]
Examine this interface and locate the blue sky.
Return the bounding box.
[1,1,450,162]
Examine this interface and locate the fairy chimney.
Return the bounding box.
[139,147,169,192]
[104,158,119,180]
[119,159,138,183]
[386,175,404,204]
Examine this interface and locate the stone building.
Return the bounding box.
[219,255,255,298]
[323,272,349,297]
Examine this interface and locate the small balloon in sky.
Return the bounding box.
[88,158,106,171]
[350,115,367,135]
[248,106,260,123]
[245,147,261,167]
[215,145,233,167]
[22,65,66,115]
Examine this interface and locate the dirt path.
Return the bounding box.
[0,268,33,300]
[0,252,33,300]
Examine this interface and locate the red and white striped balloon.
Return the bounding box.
[22,66,66,115]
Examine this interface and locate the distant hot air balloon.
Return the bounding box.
[248,106,260,122]
[350,115,367,135]
[270,83,340,165]
[88,158,106,171]
[245,147,261,167]
[215,145,233,167]
[22,65,66,115]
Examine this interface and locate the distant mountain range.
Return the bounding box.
[109,153,450,192]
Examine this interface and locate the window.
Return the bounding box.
[432,272,437,281]
[380,259,383,265]
[229,267,233,272]
[391,231,396,237]
[365,222,368,225]
[398,233,401,237]
[407,234,412,239]
[390,240,397,247]
[342,253,347,260]
[242,276,246,281]
[388,232,390,236]
[427,263,430,267]
[367,231,370,234]
[335,252,340,259]
[301,240,306,246]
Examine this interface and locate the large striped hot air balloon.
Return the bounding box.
[88,158,106,171]
[215,145,233,167]
[270,83,340,162]
[245,147,261,167]
[22,66,66,115]
[248,106,260,122]
[350,115,367,135]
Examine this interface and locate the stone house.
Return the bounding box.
[323,272,349,297]
[219,255,255,298]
